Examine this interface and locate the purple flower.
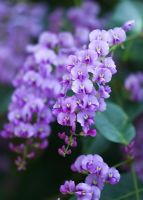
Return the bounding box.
[123,20,135,32]
[76,49,98,66]
[93,67,112,84]
[108,28,126,45]
[89,29,111,44]
[89,40,109,56]
[62,97,77,113]
[103,57,117,74]
[106,167,120,184]
[14,123,35,138]
[60,180,76,195]
[39,32,59,48]
[85,174,104,190]
[60,154,120,199]
[59,32,75,48]
[75,183,92,200]
[71,65,88,81]
[72,79,93,94]
[77,111,94,132]
[57,112,76,129]
[34,48,57,65]
[91,186,101,200]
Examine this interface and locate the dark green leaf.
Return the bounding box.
[82,133,110,154]
[95,102,136,145]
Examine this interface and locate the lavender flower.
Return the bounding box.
[60,180,75,194]
[0,1,47,84]
[1,30,77,169]
[60,154,120,199]
[123,20,135,32]
[53,22,131,156]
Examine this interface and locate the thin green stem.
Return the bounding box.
[110,32,143,53]
[116,188,143,200]
[64,134,73,156]
[113,158,132,168]
[131,166,140,200]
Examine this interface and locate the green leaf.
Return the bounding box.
[82,133,110,154]
[95,102,136,145]
[109,0,143,33]
[101,173,143,200]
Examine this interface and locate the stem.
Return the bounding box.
[64,134,73,156]
[110,32,143,53]
[113,158,132,168]
[116,188,143,200]
[131,166,140,200]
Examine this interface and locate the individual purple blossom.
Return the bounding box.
[91,186,101,200]
[106,167,120,184]
[71,65,88,81]
[103,57,117,74]
[39,32,59,48]
[60,180,76,195]
[93,67,112,84]
[59,32,75,48]
[123,20,135,32]
[76,49,98,66]
[14,122,35,138]
[75,183,93,200]
[89,29,111,44]
[72,79,93,94]
[89,40,109,56]
[85,174,104,190]
[108,27,126,45]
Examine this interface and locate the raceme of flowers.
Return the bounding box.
[0,1,46,84]
[0,31,78,170]
[53,22,132,156]
[60,154,120,200]
[125,72,143,102]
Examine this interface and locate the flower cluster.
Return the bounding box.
[0,1,46,84]
[60,154,120,200]
[53,23,130,156]
[0,31,77,169]
[125,72,143,102]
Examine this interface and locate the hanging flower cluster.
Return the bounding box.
[60,154,120,200]
[0,31,77,170]
[0,1,46,84]
[53,23,131,156]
